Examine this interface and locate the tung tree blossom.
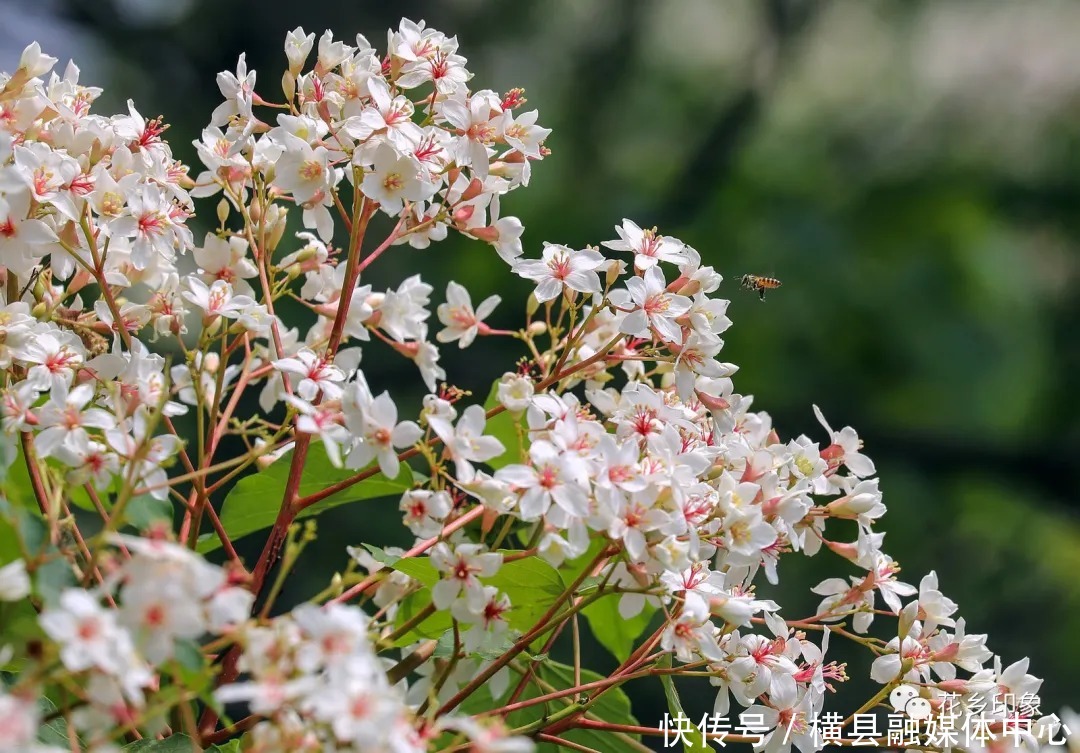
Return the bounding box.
[0,21,1063,753]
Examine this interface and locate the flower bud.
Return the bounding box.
[216,198,230,227]
[897,601,919,639]
[696,389,731,413]
[468,225,499,243]
[935,679,968,695]
[605,259,625,288]
[282,70,297,102]
[526,292,541,318]
[527,321,547,337]
[265,205,289,253]
[823,538,859,563]
[460,178,484,202]
[675,277,701,297]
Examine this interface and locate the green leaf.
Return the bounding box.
[0,498,46,560]
[390,557,438,587]
[0,599,43,670]
[166,638,213,699]
[122,494,174,530]
[482,382,526,470]
[202,444,413,553]
[388,553,564,645]
[582,595,657,662]
[487,554,565,633]
[536,660,640,752]
[208,741,241,753]
[391,588,451,645]
[658,654,713,751]
[359,543,399,566]
[122,733,201,752]
[37,693,81,749]
[34,554,75,608]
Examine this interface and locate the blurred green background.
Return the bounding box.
[7,0,1078,742]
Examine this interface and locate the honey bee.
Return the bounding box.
[740,274,782,301]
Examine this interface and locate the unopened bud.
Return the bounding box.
[605,259,624,288]
[248,197,263,224]
[932,642,960,663]
[823,538,858,562]
[282,70,297,101]
[481,507,500,538]
[202,315,223,337]
[469,225,499,243]
[626,562,650,589]
[452,204,475,225]
[696,390,731,413]
[526,292,541,318]
[897,601,919,639]
[675,278,701,297]
[460,178,484,202]
[936,679,968,694]
[216,198,230,227]
[526,321,547,337]
[266,205,288,253]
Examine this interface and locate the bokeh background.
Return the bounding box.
[4,0,1078,745]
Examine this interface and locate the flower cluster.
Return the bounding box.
[0,19,1066,753]
[1,535,250,749]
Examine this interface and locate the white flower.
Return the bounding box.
[182,278,256,320]
[438,90,503,178]
[342,381,423,478]
[739,673,822,753]
[428,404,505,481]
[602,218,689,271]
[272,132,338,206]
[436,281,500,348]
[916,571,957,634]
[430,543,502,612]
[16,41,58,78]
[193,232,258,297]
[616,265,691,344]
[286,396,351,468]
[273,348,346,401]
[33,382,116,459]
[0,560,30,601]
[813,405,876,478]
[39,589,142,677]
[118,580,207,665]
[0,692,43,751]
[400,489,452,538]
[496,372,534,414]
[284,27,315,72]
[359,143,438,215]
[496,440,590,521]
[513,243,604,303]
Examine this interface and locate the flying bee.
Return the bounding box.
[740,274,782,301]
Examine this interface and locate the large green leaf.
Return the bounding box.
[122,734,240,752]
[388,552,564,645]
[582,594,657,663]
[487,555,565,632]
[37,693,80,750]
[537,660,640,752]
[200,444,412,553]
[123,734,200,752]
